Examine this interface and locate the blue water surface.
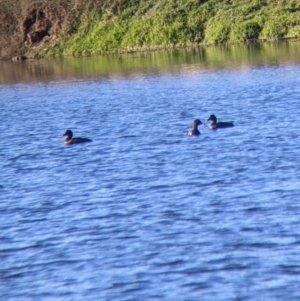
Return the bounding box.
[1,44,300,300]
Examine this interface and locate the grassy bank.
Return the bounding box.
[1,0,300,59]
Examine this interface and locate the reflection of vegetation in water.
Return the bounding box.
[61,41,300,76]
[1,41,300,84]
[1,0,300,59]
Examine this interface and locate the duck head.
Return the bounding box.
[63,129,73,139]
[207,114,217,123]
[193,119,202,128]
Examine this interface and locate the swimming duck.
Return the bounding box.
[187,119,202,136]
[207,114,234,129]
[63,129,92,145]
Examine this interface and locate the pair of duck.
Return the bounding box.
[187,114,234,136]
[63,114,233,144]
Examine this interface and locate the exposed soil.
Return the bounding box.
[0,1,70,60]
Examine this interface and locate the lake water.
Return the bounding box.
[1,41,300,300]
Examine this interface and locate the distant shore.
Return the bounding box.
[7,37,299,62]
[2,0,300,60]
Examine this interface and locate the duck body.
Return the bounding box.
[207,114,234,129]
[187,119,202,136]
[63,129,92,145]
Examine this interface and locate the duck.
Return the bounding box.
[63,129,92,145]
[207,114,234,129]
[187,119,202,136]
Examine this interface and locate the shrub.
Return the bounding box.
[286,25,300,37]
[204,18,231,44]
[230,21,261,42]
[260,17,288,38]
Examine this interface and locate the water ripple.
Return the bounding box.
[2,46,300,300]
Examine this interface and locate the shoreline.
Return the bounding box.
[7,37,300,62]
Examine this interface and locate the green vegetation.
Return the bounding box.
[1,0,300,59]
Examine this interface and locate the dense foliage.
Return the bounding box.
[1,0,300,59]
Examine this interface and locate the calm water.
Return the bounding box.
[1,42,300,300]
